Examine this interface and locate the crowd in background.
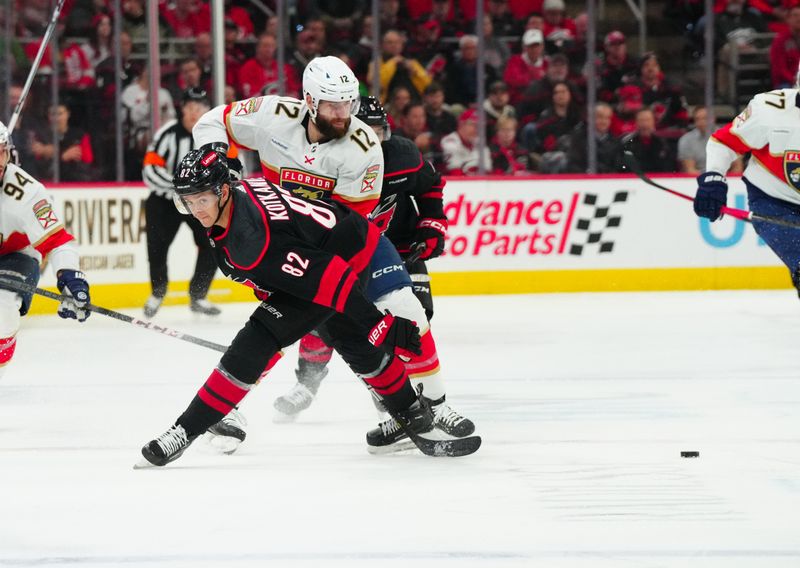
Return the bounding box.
[6,0,796,182]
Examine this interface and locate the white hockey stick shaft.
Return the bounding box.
[6,0,67,137]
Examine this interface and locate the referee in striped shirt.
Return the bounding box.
[142,87,220,318]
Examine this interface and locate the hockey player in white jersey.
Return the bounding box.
[695,68,800,290]
[193,56,475,452]
[0,121,91,377]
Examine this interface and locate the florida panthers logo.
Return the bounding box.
[279,168,335,200]
[370,194,398,233]
[784,151,800,191]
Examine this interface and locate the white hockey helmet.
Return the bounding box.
[0,120,15,167]
[302,56,361,120]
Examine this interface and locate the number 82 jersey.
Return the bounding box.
[193,95,383,217]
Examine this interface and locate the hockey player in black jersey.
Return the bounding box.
[137,147,446,467]
[272,97,474,447]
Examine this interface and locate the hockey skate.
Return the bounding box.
[273,367,328,422]
[429,396,475,437]
[205,408,247,454]
[366,394,434,454]
[190,298,221,316]
[143,295,163,319]
[135,424,197,468]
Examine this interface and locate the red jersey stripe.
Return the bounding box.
[712,123,755,155]
[312,256,350,308]
[334,271,358,313]
[35,229,74,257]
[347,222,381,275]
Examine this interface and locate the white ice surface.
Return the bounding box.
[1,291,799,567]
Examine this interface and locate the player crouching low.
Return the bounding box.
[0,121,91,378]
[136,148,480,467]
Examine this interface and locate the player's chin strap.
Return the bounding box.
[213,184,233,225]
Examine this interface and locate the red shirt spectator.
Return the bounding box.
[62,43,95,89]
[770,5,800,87]
[238,34,301,98]
[542,0,577,49]
[162,0,210,38]
[504,29,547,103]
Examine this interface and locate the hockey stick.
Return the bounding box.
[6,0,67,136]
[0,277,228,353]
[622,150,800,230]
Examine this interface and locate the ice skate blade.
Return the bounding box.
[202,431,241,455]
[272,410,300,424]
[367,439,417,455]
[133,457,157,469]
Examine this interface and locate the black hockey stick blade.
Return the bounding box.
[0,277,228,353]
[411,433,482,457]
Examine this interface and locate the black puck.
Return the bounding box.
[680,451,700,458]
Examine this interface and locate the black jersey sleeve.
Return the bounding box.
[414,161,446,220]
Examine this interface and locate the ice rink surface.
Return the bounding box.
[1,290,799,568]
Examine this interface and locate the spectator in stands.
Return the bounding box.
[291,30,325,79]
[194,32,213,78]
[29,103,95,182]
[770,5,800,87]
[527,81,581,173]
[380,0,410,33]
[482,14,511,76]
[238,33,301,99]
[121,65,176,180]
[64,0,108,38]
[564,11,591,71]
[168,57,210,110]
[483,81,516,139]
[677,105,712,174]
[314,0,365,46]
[491,116,530,175]
[622,108,675,173]
[566,102,624,173]
[488,0,522,37]
[370,29,432,103]
[162,0,210,39]
[597,31,638,103]
[444,35,499,108]
[441,108,492,175]
[83,12,113,69]
[709,0,768,95]
[542,0,577,53]
[525,12,545,32]
[222,21,249,94]
[385,86,413,130]
[423,82,458,146]
[517,52,574,125]
[431,0,464,38]
[406,18,446,72]
[122,0,162,51]
[634,52,689,130]
[396,102,437,160]
[504,29,547,104]
[610,84,643,137]
[304,18,329,49]
[224,0,255,39]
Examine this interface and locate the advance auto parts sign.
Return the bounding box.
[437,179,633,271]
[435,177,783,272]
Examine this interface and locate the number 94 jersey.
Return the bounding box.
[0,163,74,262]
[194,95,383,217]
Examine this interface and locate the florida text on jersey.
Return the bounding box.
[709,88,800,205]
[193,95,383,217]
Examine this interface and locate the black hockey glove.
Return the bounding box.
[368,311,422,360]
[694,172,727,221]
[197,142,243,180]
[411,217,447,260]
[56,269,90,322]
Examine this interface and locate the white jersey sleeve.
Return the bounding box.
[0,163,78,269]
[706,93,771,174]
[193,96,283,151]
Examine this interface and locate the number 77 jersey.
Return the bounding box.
[0,162,74,262]
[193,95,384,217]
[708,88,800,205]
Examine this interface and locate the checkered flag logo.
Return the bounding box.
[569,191,628,255]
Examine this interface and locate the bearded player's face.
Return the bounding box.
[315,100,352,139]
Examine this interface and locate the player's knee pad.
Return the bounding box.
[0,253,40,316]
[374,287,430,334]
[299,331,333,364]
[221,318,282,384]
